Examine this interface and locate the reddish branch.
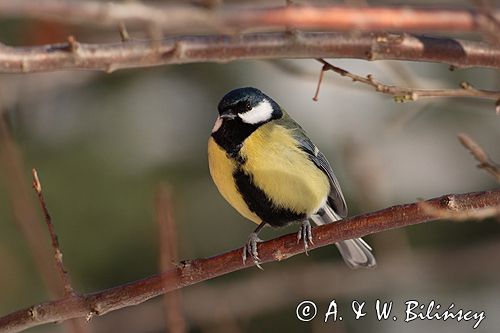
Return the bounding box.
[0,1,499,34]
[0,190,499,333]
[0,32,500,73]
[96,241,500,328]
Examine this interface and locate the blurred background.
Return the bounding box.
[0,1,499,333]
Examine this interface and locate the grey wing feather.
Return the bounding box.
[295,134,348,217]
[276,113,347,217]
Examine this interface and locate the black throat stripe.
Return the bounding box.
[233,168,306,227]
[211,119,259,159]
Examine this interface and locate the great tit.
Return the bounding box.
[208,87,376,269]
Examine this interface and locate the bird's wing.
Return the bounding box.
[276,113,348,217]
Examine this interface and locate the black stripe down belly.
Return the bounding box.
[233,168,306,227]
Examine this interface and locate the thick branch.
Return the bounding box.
[97,241,500,329]
[0,190,499,333]
[1,32,500,73]
[0,1,499,34]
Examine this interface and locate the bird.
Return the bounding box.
[208,87,376,269]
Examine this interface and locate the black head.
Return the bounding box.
[211,87,283,156]
[216,87,282,124]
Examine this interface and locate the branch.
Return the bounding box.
[92,240,500,328]
[313,59,500,107]
[0,190,499,333]
[31,169,75,296]
[181,241,500,323]
[458,133,500,182]
[0,1,499,34]
[1,32,499,73]
[419,201,500,221]
[30,169,90,333]
[100,241,500,328]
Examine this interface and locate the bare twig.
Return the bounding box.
[314,59,500,108]
[118,23,130,42]
[31,169,75,296]
[458,133,500,182]
[0,32,500,73]
[0,1,499,34]
[155,186,186,333]
[312,64,326,101]
[0,190,499,333]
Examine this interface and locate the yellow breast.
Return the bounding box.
[208,137,262,224]
[239,123,330,216]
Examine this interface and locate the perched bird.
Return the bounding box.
[208,87,376,269]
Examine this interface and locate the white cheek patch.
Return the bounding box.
[211,115,223,133]
[238,99,273,124]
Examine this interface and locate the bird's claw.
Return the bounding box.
[297,220,314,255]
[243,232,264,270]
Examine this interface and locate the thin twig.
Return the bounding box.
[312,64,326,101]
[118,22,130,42]
[314,59,500,110]
[31,169,75,296]
[155,186,186,333]
[30,170,90,333]
[0,1,499,34]
[458,133,500,182]
[0,190,499,333]
[0,32,500,73]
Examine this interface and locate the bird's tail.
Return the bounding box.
[311,205,376,269]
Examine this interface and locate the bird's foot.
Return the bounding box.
[243,232,264,270]
[297,219,314,255]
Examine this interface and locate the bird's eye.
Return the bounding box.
[245,102,252,111]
